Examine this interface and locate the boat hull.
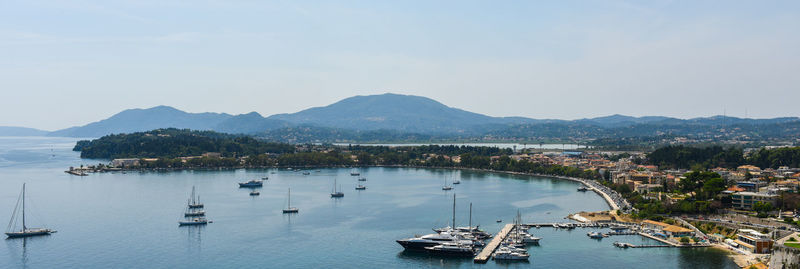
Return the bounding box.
[5,229,53,238]
[396,240,441,250]
[282,208,299,213]
[424,248,474,257]
[178,221,208,226]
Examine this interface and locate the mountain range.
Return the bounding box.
[2,93,799,143]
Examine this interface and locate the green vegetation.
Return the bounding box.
[679,237,690,244]
[646,145,744,169]
[646,145,800,170]
[692,221,736,239]
[75,128,295,159]
[748,147,800,169]
[784,242,800,249]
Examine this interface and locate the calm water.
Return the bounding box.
[0,137,735,268]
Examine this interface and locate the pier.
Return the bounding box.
[474,224,514,263]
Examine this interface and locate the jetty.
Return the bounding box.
[474,224,514,263]
[614,242,673,248]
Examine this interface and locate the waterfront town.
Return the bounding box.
[65,142,800,268]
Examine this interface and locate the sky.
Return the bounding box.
[1,0,799,131]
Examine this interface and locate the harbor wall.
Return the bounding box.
[770,245,800,269]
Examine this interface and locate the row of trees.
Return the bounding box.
[646,145,800,169]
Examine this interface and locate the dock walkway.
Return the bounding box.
[474,224,514,263]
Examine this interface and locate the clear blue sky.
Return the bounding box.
[1,0,798,130]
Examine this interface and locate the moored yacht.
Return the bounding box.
[5,184,55,238]
[424,242,475,257]
[179,217,209,226]
[282,188,299,213]
[492,247,530,260]
[188,186,203,208]
[396,231,474,250]
[331,178,344,198]
[238,179,263,188]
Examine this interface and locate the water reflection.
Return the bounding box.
[184,225,203,252]
[396,250,473,267]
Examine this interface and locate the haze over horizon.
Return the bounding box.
[2,1,799,130]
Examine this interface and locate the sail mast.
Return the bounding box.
[452,194,456,229]
[288,188,291,208]
[22,183,26,231]
[469,202,472,229]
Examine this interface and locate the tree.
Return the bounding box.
[679,237,690,244]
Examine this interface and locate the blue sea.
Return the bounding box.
[0,137,737,268]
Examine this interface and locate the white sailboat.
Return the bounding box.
[331,178,344,197]
[442,177,453,190]
[188,186,203,209]
[282,188,299,213]
[5,184,55,238]
[180,186,210,226]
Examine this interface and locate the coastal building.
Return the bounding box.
[731,192,778,210]
[202,152,221,158]
[111,158,140,167]
[734,229,773,254]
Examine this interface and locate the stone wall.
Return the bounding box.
[771,245,800,269]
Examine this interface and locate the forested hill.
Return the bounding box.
[74,128,294,159]
[645,145,800,169]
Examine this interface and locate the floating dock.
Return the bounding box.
[474,224,514,263]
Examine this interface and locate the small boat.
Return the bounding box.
[497,219,502,223]
[302,171,310,175]
[188,186,204,208]
[350,169,360,176]
[355,184,366,190]
[492,247,530,260]
[587,232,604,239]
[442,177,453,190]
[249,190,260,196]
[453,179,461,184]
[358,177,367,181]
[331,178,344,198]
[577,186,588,192]
[262,176,269,180]
[5,184,55,238]
[179,218,209,226]
[282,188,299,213]
[238,179,263,188]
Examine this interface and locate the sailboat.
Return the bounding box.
[180,186,210,226]
[452,174,461,185]
[442,177,453,190]
[188,186,204,209]
[5,184,55,238]
[282,188,299,213]
[350,168,360,176]
[331,178,344,197]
